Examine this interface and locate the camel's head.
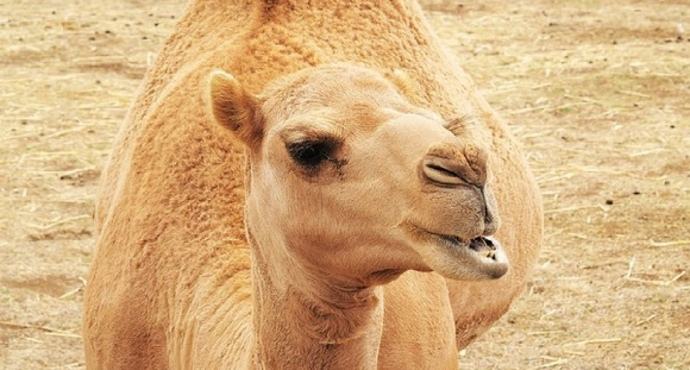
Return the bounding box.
[207,64,508,285]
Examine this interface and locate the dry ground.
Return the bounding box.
[1,0,688,369]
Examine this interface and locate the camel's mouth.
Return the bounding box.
[410,225,509,280]
[434,234,500,261]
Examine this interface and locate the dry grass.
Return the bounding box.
[1,0,689,369]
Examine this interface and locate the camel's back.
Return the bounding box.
[86,0,541,366]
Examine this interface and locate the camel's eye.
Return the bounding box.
[286,139,336,168]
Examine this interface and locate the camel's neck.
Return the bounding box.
[247,226,384,369]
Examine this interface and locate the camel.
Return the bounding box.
[83,1,542,369]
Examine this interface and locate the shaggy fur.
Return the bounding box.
[83,1,542,369]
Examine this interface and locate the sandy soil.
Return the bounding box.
[1,0,688,369]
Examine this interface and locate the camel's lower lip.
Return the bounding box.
[430,233,501,262]
[406,223,509,280]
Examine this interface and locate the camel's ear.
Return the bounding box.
[208,69,263,147]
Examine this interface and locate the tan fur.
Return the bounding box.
[84,1,542,368]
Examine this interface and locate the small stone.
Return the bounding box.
[605,199,614,205]
[676,23,685,40]
[633,191,640,195]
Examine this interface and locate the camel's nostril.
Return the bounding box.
[422,157,465,186]
[427,163,460,179]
